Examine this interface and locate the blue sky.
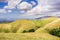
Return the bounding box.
[0,2,8,9]
[0,0,39,22]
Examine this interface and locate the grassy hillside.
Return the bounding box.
[0,17,60,40]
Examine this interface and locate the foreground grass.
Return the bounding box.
[0,33,60,40]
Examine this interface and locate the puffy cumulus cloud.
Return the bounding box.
[17,2,32,11]
[0,9,6,13]
[4,0,21,9]
[20,0,41,18]
[22,3,40,16]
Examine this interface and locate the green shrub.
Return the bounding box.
[49,27,60,37]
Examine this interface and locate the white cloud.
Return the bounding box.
[5,0,21,9]
[24,5,41,15]
[7,10,12,12]
[21,0,41,18]
[5,0,32,10]
[0,9,6,13]
[4,6,8,9]
[17,2,32,11]
[21,5,41,18]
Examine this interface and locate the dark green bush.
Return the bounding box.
[22,29,35,33]
[49,27,60,37]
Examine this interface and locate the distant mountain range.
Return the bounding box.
[0,16,57,22]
